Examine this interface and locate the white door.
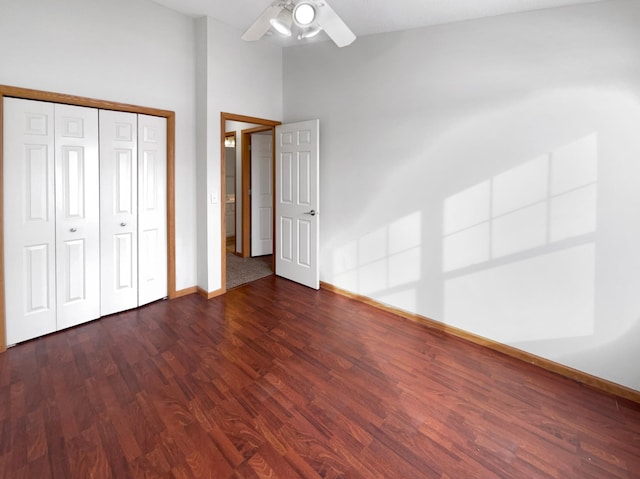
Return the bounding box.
[251,132,273,256]
[275,120,320,289]
[99,110,138,316]
[137,114,168,306]
[3,98,57,344]
[54,104,100,330]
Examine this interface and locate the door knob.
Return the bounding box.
[303,210,316,216]
[70,228,77,233]
[120,222,127,227]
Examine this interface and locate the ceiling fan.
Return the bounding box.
[242,0,356,48]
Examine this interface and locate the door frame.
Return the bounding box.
[241,125,273,258]
[220,113,280,291]
[0,84,178,352]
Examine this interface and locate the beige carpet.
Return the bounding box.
[226,253,273,289]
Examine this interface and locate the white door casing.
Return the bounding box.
[3,98,57,344]
[137,114,168,306]
[275,120,320,290]
[54,104,101,330]
[251,132,273,257]
[99,110,138,316]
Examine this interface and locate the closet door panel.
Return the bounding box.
[138,114,167,306]
[55,104,100,330]
[100,110,138,316]
[3,98,57,344]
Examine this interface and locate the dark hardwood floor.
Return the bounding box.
[1,276,639,478]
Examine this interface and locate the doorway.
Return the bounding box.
[221,113,280,291]
[224,132,237,255]
[241,126,273,258]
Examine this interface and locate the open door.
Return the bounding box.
[275,120,320,289]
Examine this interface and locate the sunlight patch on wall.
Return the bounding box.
[333,211,422,311]
[443,133,598,271]
[443,133,598,342]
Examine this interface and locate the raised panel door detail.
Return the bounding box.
[25,144,50,222]
[63,239,86,303]
[140,229,158,283]
[115,123,133,141]
[298,130,311,145]
[143,125,158,143]
[297,152,311,206]
[116,149,134,214]
[61,146,85,219]
[142,151,157,212]
[297,219,311,268]
[25,113,48,135]
[280,132,294,146]
[114,233,134,290]
[24,244,51,313]
[280,217,293,262]
[61,116,84,138]
[280,153,293,204]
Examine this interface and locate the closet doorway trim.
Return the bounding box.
[0,84,177,352]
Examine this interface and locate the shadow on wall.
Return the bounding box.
[326,87,640,390]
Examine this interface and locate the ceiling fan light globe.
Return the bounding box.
[270,10,292,36]
[293,2,316,26]
[299,25,322,39]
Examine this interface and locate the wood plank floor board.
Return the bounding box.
[1,276,639,478]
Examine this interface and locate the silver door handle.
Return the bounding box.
[120,222,127,227]
[303,210,316,216]
[70,228,77,233]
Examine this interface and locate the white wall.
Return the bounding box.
[284,0,640,390]
[197,17,282,292]
[0,0,198,290]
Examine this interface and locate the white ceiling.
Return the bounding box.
[150,0,604,45]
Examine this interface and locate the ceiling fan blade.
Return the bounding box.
[317,1,356,47]
[242,3,284,41]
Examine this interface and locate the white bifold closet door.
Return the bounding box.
[55,103,101,329]
[3,98,100,344]
[4,98,167,345]
[99,111,167,316]
[99,110,139,315]
[137,114,168,307]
